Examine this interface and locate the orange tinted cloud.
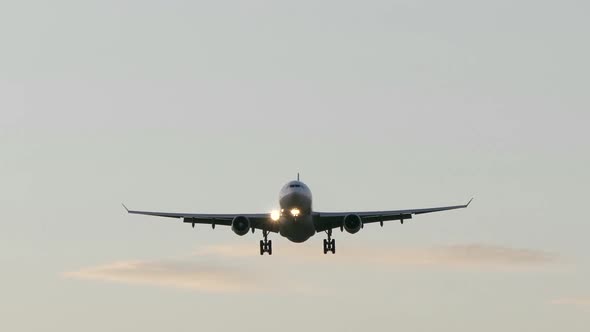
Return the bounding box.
[63,259,261,293]
[197,243,556,269]
[551,297,590,309]
[64,243,556,292]
[358,244,557,269]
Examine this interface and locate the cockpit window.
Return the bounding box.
[289,184,301,188]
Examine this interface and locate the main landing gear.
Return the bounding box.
[323,229,335,254]
[260,230,272,255]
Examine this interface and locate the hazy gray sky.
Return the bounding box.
[1,1,589,331]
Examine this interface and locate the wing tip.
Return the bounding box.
[122,203,129,212]
[466,197,474,207]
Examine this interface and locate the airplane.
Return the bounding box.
[123,174,472,255]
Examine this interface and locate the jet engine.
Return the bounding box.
[343,214,362,234]
[231,216,251,236]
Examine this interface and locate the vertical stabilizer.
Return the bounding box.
[297,172,300,181]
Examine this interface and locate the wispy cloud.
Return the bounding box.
[551,297,590,310]
[195,244,561,270]
[355,244,557,269]
[196,243,557,270]
[63,259,261,293]
[64,243,557,292]
[63,247,320,294]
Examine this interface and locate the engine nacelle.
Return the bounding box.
[231,216,251,236]
[343,214,362,234]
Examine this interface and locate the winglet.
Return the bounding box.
[122,203,129,213]
[466,197,474,207]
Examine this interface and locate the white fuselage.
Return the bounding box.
[278,181,316,242]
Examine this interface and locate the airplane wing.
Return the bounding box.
[313,199,473,232]
[122,204,279,233]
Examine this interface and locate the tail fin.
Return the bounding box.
[297,172,300,181]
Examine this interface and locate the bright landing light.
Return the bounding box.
[270,210,281,221]
[290,208,301,217]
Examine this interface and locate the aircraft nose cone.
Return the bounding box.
[280,192,312,212]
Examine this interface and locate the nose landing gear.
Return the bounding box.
[260,230,272,255]
[323,229,335,254]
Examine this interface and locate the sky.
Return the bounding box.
[1,0,589,331]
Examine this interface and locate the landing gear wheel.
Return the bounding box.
[323,230,336,254]
[260,231,272,255]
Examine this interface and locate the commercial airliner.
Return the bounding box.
[123,175,472,255]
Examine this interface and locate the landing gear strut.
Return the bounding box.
[323,229,336,254]
[260,230,272,255]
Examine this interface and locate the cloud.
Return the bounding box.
[197,243,557,270]
[264,243,547,267]
[551,297,590,309]
[358,244,557,269]
[63,247,321,294]
[63,259,263,293]
[64,243,556,293]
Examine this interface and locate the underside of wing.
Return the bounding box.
[314,199,473,232]
[122,205,279,232]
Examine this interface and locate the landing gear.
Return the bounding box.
[323,229,336,254]
[260,230,272,255]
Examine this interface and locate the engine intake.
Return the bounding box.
[343,214,362,234]
[231,216,251,236]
